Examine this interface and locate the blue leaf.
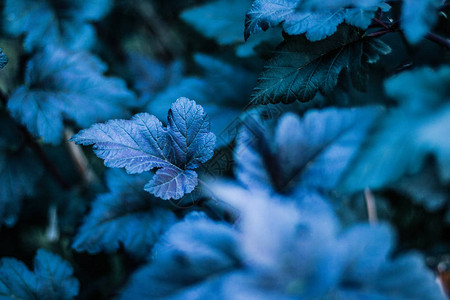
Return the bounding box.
[251,27,391,104]
[7,47,135,144]
[401,0,441,44]
[122,181,445,299]
[213,183,445,299]
[341,66,450,192]
[3,0,112,51]
[145,168,198,201]
[0,249,79,300]
[245,0,389,41]
[121,212,240,300]
[0,49,7,70]
[73,169,176,258]
[72,97,216,200]
[0,114,43,228]
[235,107,380,195]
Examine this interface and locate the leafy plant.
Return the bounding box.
[0,0,449,299]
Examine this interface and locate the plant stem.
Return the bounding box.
[364,188,378,225]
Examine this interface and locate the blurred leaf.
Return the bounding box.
[0,249,79,299]
[7,47,135,144]
[341,66,450,192]
[235,107,380,196]
[3,0,112,51]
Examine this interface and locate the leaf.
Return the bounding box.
[335,225,445,300]
[121,212,240,300]
[341,66,450,192]
[245,0,389,41]
[0,249,79,300]
[3,0,112,51]
[72,97,216,200]
[73,169,176,258]
[181,0,282,57]
[205,183,446,299]
[7,47,135,144]
[235,107,380,195]
[0,114,43,228]
[146,54,257,147]
[401,0,442,44]
[251,26,391,105]
[0,49,7,70]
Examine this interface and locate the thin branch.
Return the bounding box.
[364,188,378,225]
[372,18,390,30]
[0,90,70,190]
[367,29,392,38]
[425,32,450,50]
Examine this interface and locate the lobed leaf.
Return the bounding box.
[7,47,135,144]
[0,249,79,300]
[235,107,380,195]
[251,26,391,105]
[72,97,216,200]
[3,0,112,51]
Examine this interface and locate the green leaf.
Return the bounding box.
[251,26,391,105]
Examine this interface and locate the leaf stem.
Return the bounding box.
[364,188,378,225]
[64,128,98,185]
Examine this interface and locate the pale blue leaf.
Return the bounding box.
[145,168,198,201]
[72,97,216,200]
[72,113,171,173]
[167,97,216,169]
[235,107,380,195]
